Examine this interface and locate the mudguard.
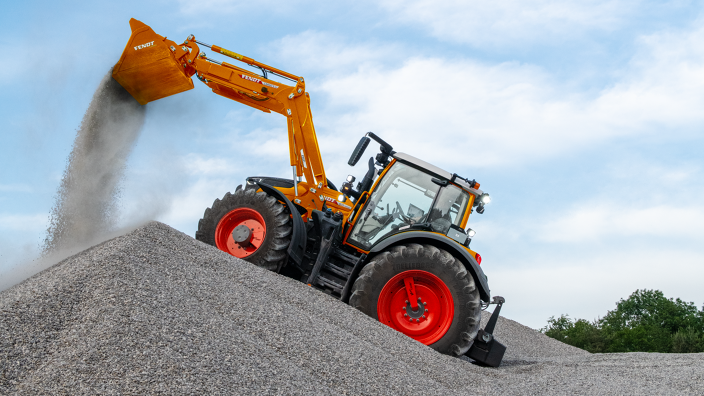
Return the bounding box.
[369,231,490,302]
[255,182,307,266]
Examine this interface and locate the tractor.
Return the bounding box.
[113,19,506,366]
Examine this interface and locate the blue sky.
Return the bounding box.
[1,0,703,329]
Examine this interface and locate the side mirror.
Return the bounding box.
[348,136,371,166]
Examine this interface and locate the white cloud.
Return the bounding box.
[177,0,246,15]
[230,127,291,160]
[0,213,47,232]
[177,0,304,16]
[155,177,235,233]
[378,0,654,47]
[537,204,704,243]
[184,153,239,176]
[0,37,82,88]
[607,159,701,186]
[304,20,704,170]
[491,248,704,329]
[316,57,594,168]
[599,23,704,132]
[266,31,402,75]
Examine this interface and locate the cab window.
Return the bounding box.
[426,185,469,234]
[348,162,439,249]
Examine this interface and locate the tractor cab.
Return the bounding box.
[341,133,489,255]
[349,158,472,249]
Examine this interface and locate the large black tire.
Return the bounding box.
[195,185,292,271]
[349,244,482,356]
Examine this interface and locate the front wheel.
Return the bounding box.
[349,244,481,356]
[195,185,292,271]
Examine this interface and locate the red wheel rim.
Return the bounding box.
[377,270,454,345]
[215,208,266,258]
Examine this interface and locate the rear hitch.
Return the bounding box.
[466,296,506,367]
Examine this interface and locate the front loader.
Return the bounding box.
[113,18,506,367]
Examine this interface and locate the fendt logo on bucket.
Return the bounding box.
[134,41,155,51]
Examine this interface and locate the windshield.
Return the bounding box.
[349,162,440,249]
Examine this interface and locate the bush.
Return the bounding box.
[541,315,606,353]
[542,289,704,353]
[671,327,703,353]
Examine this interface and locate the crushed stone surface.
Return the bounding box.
[477,311,590,360]
[2,222,702,395]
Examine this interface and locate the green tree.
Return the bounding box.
[541,289,704,353]
[600,289,701,352]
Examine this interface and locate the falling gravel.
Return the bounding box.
[2,222,703,395]
[42,70,145,254]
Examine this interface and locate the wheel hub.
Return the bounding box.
[403,298,428,321]
[214,207,266,258]
[232,224,253,246]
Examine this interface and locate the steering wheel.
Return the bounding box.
[394,201,413,224]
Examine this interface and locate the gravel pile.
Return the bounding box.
[476,312,590,360]
[2,222,703,395]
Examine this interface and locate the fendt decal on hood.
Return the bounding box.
[324,196,352,209]
[134,41,155,50]
[240,74,279,89]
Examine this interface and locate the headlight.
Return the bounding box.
[467,228,476,238]
[346,174,356,182]
[479,193,491,204]
[338,194,347,202]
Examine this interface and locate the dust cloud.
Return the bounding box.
[42,70,146,255]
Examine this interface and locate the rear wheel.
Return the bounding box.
[349,244,481,356]
[196,185,292,271]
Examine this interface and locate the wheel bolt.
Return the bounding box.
[404,313,408,317]
[423,302,427,306]
[402,307,406,310]
[417,297,422,302]
[415,319,420,322]
[425,309,428,312]
[422,315,426,319]
[409,318,413,322]
[405,300,409,304]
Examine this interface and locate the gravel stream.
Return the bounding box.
[2,222,702,395]
[42,71,145,255]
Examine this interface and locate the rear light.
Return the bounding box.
[475,253,482,265]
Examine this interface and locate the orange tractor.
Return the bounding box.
[113,19,506,366]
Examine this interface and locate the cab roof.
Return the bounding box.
[392,152,484,196]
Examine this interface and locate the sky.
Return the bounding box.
[1,0,703,329]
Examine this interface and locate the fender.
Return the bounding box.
[369,231,491,302]
[255,182,307,266]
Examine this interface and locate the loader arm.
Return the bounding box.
[113,18,328,191]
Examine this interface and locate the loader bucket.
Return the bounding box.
[112,19,194,105]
